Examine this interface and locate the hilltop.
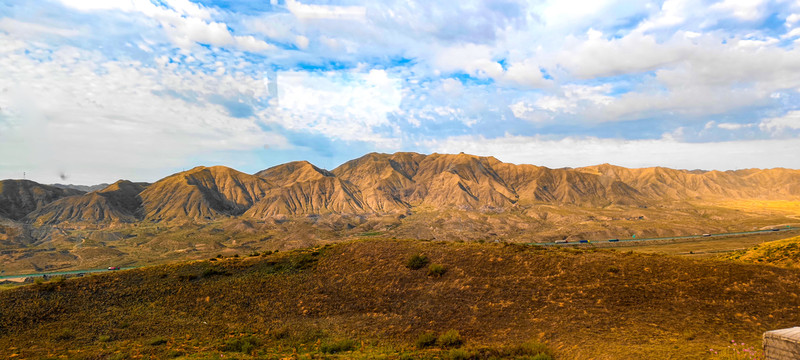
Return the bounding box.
[1,239,798,359]
[1,152,800,273]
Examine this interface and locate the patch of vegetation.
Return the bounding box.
[447,348,476,360]
[145,336,167,346]
[54,328,73,341]
[221,335,260,353]
[428,263,447,277]
[415,331,438,349]
[502,340,554,359]
[437,330,463,348]
[320,338,356,353]
[359,231,383,237]
[201,267,229,278]
[406,254,430,270]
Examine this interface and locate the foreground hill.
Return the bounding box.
[726,235,800,268]
[1,239,797,359]
[0,180,84,220]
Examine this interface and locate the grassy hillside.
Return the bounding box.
[1,240,798,359]
[726,235,800,268]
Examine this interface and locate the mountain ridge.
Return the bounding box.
[4,152,800,226]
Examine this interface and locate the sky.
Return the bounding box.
[1,0,800,184]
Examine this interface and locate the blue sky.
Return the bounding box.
[1,0,800,184]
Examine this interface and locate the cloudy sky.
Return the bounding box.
[1,0,800,184]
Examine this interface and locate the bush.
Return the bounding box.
[415,331,438,349]
[447,348,475,360]
[437,330,462,348]
[201,267,228,278]
[504,340,554,360]
[406,254,430,270]
[321,338,356,353]
[221,336,260,353]
[268,327,290,340]
[145,336,167,346]
[428,264,447,277]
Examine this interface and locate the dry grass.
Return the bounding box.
[1,239,799,359]
[725,235,800,268]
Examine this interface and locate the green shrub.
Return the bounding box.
[406,254,430,270]
[504,340,554,359]
[221,335,260,353]
[447,348,475,360]
[437,330,462,348]
[145,336,167,346]
[428,264,447,277]
[320,338,356,353]
[268,326,290,340]
[415,331,438,348]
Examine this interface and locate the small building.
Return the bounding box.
[764,327,800,359]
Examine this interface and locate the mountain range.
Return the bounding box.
[1,152,799,273]
[4,152,799,226]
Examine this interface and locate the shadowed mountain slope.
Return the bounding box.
[0,180,84,220]
[140,166,273,222]
[27,180,147,225]
[249,161,370,217]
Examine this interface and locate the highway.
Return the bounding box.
[530,226,798,246]
[0,266,138,281]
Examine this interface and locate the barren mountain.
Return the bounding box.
[27,180,146,225]
[0,180,84,220]
[140,166,273,222]
[3,152,800,225]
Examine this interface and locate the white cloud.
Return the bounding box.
[57,0,273,53]
[431,43,504,79]
[426,134,800,170]
[555,29,687,78]
[286,0,366,20]
[0,38,287,184]
[760,111,800,133]
[717,122,751,130]
[711,0,767,21]
[502,59,550,88]
[265,69,402,147]
[636,0,691,32]
[788,13,800,26]
[0,18,81,38]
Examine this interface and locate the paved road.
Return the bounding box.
[530,226,798,246]
[0,266,138,281]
